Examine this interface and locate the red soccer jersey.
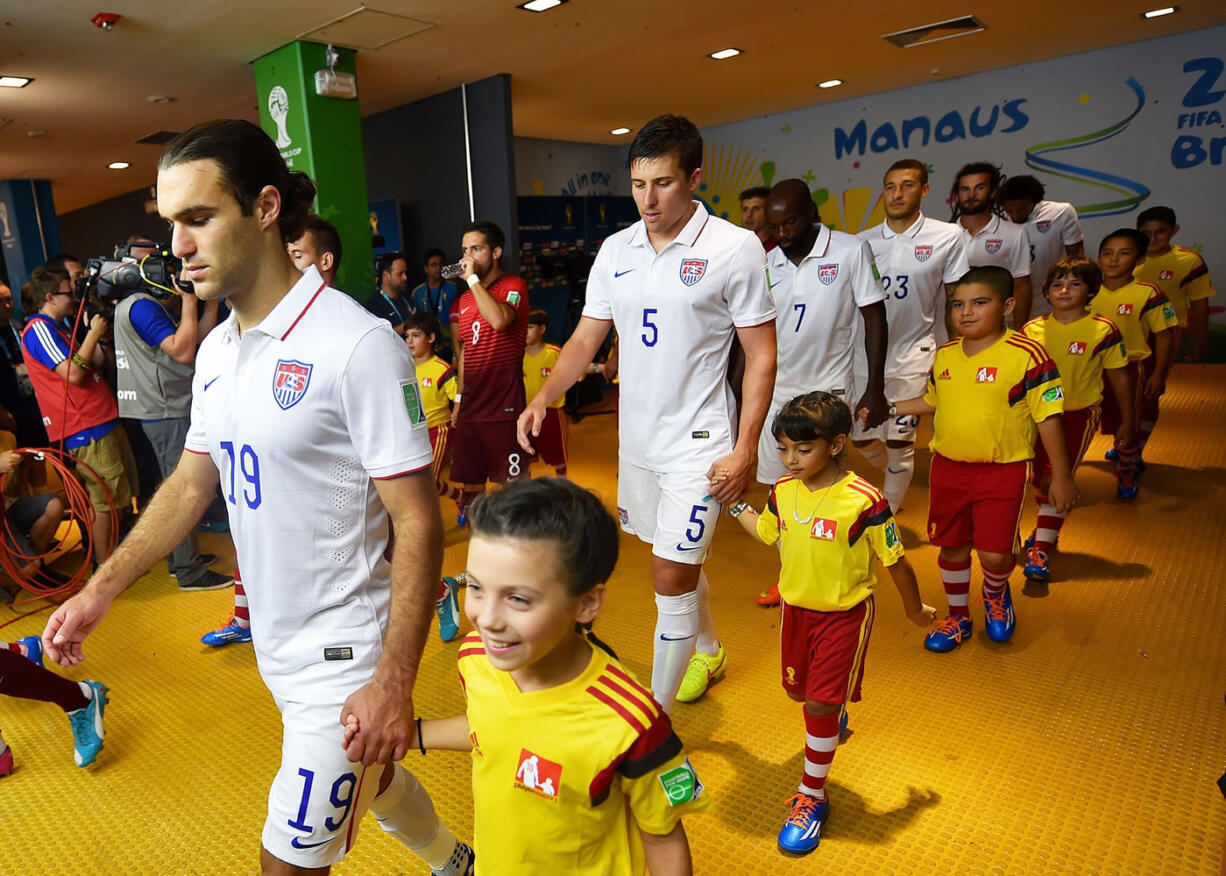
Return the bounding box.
[453,274,530,421]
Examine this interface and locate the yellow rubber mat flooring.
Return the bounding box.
[2,367,1223,874]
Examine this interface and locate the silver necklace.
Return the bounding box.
[791,476,840,525]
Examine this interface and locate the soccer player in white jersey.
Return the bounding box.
[751,179,890,606]
[1001,174,1085,318]
[950,162,1033,323]
[852,158,970,514]
[518,114,777,711]
[41,121,473,876]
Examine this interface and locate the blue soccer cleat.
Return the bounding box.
[201,616,252,647]
[17,635,43,666]
[456,503,468,527]
[1023,546,1050,582]
[924,616,973,653]
[1116,471,1139,501]
[778,793,829,856]
[1104,447,1118,462]
[984,583,1017,643]
[436,576,462,643]
[68,681,109,767]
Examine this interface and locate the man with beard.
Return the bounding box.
[449,221,530,519]
[950,163,1032,323]
[851,158,969,515]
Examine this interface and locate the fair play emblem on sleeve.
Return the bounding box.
[400,380,426,426]
[658,758,704,806]
[679,259,708,287]
[273,359,313,410]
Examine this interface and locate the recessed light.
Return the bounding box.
[610,127,631,136]
[108,161,131,170]
[1141,5,1178,18]
[817,79,844,89]
[146,94,177,104]
[0,76,32,88]
[518,0,566,11]
[708,48,741,60]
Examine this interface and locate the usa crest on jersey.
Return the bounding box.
[679,258,708,287]
[985,239,1002,254]
[273,359,313,410]
[818,264,839,285]
[1035,220,1052,233]
[914,245,933,263]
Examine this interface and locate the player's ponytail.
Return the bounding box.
[578,622,618,660]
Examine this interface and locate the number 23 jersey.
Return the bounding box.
[583,203,775,473]
[185,267,435,700]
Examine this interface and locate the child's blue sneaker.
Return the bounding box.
[69,681,108,767]
[924,616,973,653]
[1023,547,1050,582]
[1104,447,1118,462]
[201,616,252,647]
[778,793,828,855]
[436,577,462,643]
[984,584,1017,643]
[17,635,42,666]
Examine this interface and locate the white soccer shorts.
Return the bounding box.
[617,462,721,566]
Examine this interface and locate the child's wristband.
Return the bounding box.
[727,500,751,518]
[416,716,426,755]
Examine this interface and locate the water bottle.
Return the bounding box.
[440,262,467,279]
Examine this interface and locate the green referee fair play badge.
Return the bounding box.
[658,758,704,806]
[1042,386,1064,403]
[401,380,426,425]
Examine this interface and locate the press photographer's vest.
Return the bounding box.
[113,293,194,420]
[20,315,117,442]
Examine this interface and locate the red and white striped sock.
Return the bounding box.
[233,575,250,631]
[2,641,25,657]
[435,479,463,502]
[1033,496,1066,554]
[982,560,1015,600]
[799,709,840,800]
[938,555,973,619]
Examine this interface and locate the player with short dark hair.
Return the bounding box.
[1001,175,1085,318]
[410,248,461,362]
[288,214,343,287]
[739,185,775,250]
[519,113,777,711]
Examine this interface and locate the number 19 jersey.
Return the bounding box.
[855,213,969,383]
[185,267,435,701]
[584,203,775,473]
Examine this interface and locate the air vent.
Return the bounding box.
[297,8,435,50]
[883,16,985,49]
[135,129,182,145]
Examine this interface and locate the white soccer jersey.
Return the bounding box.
[854,213,969,381]
[584,202,774,473]
[758,225,886,483]
[185,266,434,700]
[960,214,1030,278]
[1014,200,1084,316]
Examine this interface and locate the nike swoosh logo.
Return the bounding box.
[614,269,636,278]
[290,835,337,850]
[886,466,906,474]
[659,634,695,642]
[675,544,704,552]
[203,376,219,391]
[769,280,783,289]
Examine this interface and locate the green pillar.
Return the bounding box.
[253,42,372,300]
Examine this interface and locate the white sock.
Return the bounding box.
[883,443,916,513]
[694,570,719,656]
[371,764,456,868]
[858,441,888,470]
[652,590,699,712]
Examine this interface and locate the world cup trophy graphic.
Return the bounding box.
[268,86,292,149]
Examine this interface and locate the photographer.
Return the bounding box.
[21,268,136,564]
[113,239,230,591]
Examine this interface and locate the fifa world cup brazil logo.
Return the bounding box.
[268,86,292,149]
[0,203,10,239]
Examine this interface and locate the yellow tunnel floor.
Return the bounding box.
[1,366,1223,874]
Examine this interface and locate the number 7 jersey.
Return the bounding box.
[185,267,435,701]
[583,203,775,472]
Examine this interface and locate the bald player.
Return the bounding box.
[753,179,890,606]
